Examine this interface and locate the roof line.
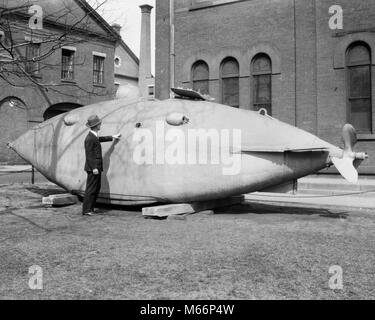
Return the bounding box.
[77,0,139,65]
[75,0,121,41]
[118,39,140,65]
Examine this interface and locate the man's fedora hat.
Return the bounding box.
[86,115,102,128]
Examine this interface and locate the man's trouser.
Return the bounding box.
[82,171,101,214]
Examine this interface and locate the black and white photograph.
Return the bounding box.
[0,0,375,305]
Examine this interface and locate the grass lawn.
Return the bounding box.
[0,183,374,299]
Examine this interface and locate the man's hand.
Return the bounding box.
[113,133,121,140]
[93,168,99,175]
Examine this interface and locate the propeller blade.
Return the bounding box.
[353,159,364,169]
[342,123,357,154]
[331,124,361,183]
[331,124,368,183]
[331,156,358,184]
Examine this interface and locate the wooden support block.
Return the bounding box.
[167,214,187,221]
[142,195,244,218]
[42,193,78,206]
[196,210,214,215]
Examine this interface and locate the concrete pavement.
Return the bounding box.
[0,165,49,184]
[246,175,375,212]
[245,192,375,213]
[0,165,32,172]
[298,175,375,196]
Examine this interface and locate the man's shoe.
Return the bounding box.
[83,212,94,216]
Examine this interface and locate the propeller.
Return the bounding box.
[331,124,367,184]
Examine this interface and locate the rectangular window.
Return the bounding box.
[61,49,75,80]
[348,66,371,133]
[25,43,40,76]
[193,80,209,95]
[253,74,272,115]
[349,98,372,132]
[148,85,154,96]
[222,77,239,108]
[346,44,372,133]
[93,55,105,84]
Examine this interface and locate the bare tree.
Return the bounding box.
[0,0,117,98]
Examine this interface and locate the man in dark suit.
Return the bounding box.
[82,114,121,216]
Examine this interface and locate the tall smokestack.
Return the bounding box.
[139,4,153,98]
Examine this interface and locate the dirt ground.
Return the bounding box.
[0,182,374,300]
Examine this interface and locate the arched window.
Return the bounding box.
[346,42,372,133]
[192,60,209,95]
[43,103,82,120]
[221,57,239,108]
[252,53,272,115]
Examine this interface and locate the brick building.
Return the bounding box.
[155,0,375,174]
[0,0,120,164]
